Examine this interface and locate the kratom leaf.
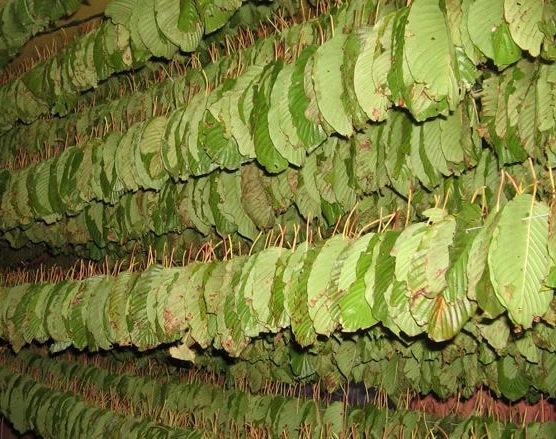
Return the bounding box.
[497,356,531,400]
[338,234,379,332]
[467,0,504,60]
[183,263,211,349]
[136,115,168,190]
[105,0,136,26]
[245,247,282,331]
[491,22,521,66]
[388,280,423,337]
[404,0,460,113]
[127,266,162,350]
[354,16,394,122]
[85,276,114,351]
[504,0,544,57]
[289,46,327,150]
[169,336,197,362]
[312,33,353,137]
[155,0,203,52]
[392,223,427,283]
[467,210,500,303]
[407,210,455,299]
[195,0,241,34]
[236,255,266,339]
[285,245,317,346]
[251,63,289,173]
[488,194,551,328]
[137,0,177,58]
[268,63,305,167]
[306,235,350,336]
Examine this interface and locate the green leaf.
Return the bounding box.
[217,261,242,352]
[2,284,27,350]
[68,277,96,350]
[505,0,544,57]
[245,247,282,331]
[185,92,218,176]
[137,0,177,58]
[268,250,291,330]
[392,222,427,283]
[136,115,168,190]
[307,235,351,335]
[228,256,255,353]
[354,16,394,122]
[127,266,161,350]
[169,337,197,362]
[289,45,327,149]
[488,194,551,328]
[85,276,114,351]
[408,214,456,299]
[251,63,289,173]
[476,318,509,353]
[226,65,263,158]
[105,271,136,346]
[240,164,275,229]
[337,234,379,331]
[371,231,400,330]
[284,244,317,346]
[156,0,203,52]
[515,331,540,363]
[201,111,242,171]
[491,22,521,66]
[467,0,504,60]
[235,255,266,340]
[162,267,191,339]
[184,263,211,348]
[195,0,241,34]
[115,125,141,192]
[294,152,321,220]
[404,0,460,111]
[312,33,353,137]
[105,0,135,26]
[497,356,530,400]
[466,211,503,317]
[268,63,305,166]
[161,109,186,179]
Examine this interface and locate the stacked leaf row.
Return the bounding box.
[1,195,554,355]
[1,0,554,262]
[1,348,554,438]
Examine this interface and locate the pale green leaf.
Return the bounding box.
[488,194,551,328]
[156,0,203,52]
[105,0,135,26]
[245,248,283,331]
[505,0,544,57]
[477,318,510,352]
[337,233,378,331]
[467,212,499,303]
[392,222,427,282]
[407,216,456,298]
[354,19,393,122]
[137,0,177,58]
[195,0,241,34]
[307,235,351,335]
[404,0,460,108]
[312,33,353,137]
[467,0,504,60]
[268,63,305,166]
